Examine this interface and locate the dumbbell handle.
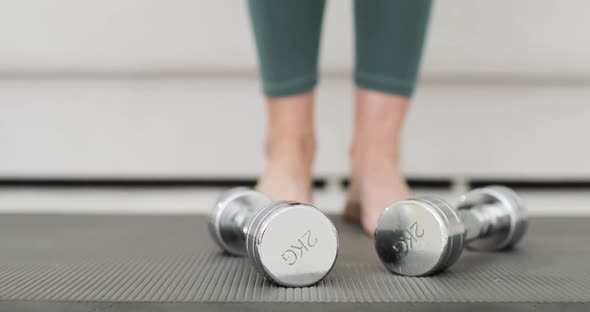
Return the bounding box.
[458,203,511,242]
[227,191,273,240]
[233,207,251,238]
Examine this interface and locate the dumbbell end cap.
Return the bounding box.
[458,186,528,251]
[247,202,338,287]
[375,198,465,276]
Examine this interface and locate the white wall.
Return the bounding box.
[1,0,589,77]
[1,0,589,179]
[1,79,588,178]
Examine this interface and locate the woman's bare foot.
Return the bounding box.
[345,152,410,235]
[345,88,411,236]
[255,92,316,203]
[343,180,362,223]
[347,158,410,236]
[256,140,314,203]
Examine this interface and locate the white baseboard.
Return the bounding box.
[0,187,586,216]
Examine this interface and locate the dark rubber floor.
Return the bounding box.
[0,215,588,311]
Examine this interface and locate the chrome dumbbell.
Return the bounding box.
[208,187,339,287]
[374,186,527,276]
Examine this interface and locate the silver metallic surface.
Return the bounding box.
[375,186,528,276]
[208,187,338,287]
[375,197,464,276]
[457,186,528,251]
[208,187,272,256]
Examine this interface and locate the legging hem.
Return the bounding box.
[355,71,415,97]
[262,74,317,98]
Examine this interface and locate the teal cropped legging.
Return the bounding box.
[248,0,432,98]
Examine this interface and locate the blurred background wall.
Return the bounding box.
[0,0,589,214]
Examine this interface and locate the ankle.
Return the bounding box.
[351,141,401,170]
[266,135,316,161]
[266,139,315,180]
[264,92,316,166]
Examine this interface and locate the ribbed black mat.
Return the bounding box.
[0,215,588,311]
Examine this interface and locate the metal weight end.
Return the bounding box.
[208,187,272,256]
[246,202,339,287]
[374,197,465,276]
[457,186,528,251]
